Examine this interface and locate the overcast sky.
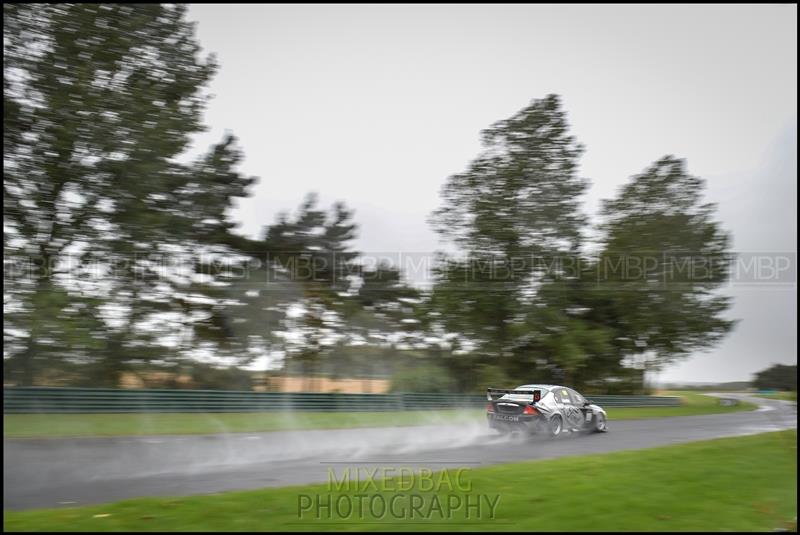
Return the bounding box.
[186,4,797,383]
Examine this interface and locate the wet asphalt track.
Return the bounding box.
[3,393,796,510]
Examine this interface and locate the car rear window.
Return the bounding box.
[500,386,550,402]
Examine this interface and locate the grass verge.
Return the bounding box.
[4,430,796,531]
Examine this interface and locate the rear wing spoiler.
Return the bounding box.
[486,388,542,402]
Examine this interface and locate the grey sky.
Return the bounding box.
[185,4,797,383]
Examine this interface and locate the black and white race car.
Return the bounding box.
[487,384,608,437]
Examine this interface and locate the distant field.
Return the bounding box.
[3,391,758,439]
[4,430,796,531]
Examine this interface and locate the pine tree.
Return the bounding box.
[428,95,588,389]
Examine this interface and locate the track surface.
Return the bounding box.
[4,394,796,510]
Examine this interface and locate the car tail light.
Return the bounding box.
[486,402,494,413]
[523,405,538,415]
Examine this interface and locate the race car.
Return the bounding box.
[486,384,608,437]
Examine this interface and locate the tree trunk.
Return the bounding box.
[18,344,36,387]
[94,334,126,388]
[20,261,54,386]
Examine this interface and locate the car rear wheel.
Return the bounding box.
[595,413,608,433]
[548,415,563,437]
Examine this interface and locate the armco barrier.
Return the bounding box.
[2,387,681,413]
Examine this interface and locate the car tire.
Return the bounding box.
[594,413,608,433]
[548,415,563,438]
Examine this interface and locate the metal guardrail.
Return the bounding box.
[2,387,681,414]
[587,395,681,407]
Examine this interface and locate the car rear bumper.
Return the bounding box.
[486,412,543,433]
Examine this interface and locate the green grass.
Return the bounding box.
[4,430,796,531]
[753,391,797,402]
[3,391,758,439]
[2,410,484,439]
